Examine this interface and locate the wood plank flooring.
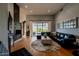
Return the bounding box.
[11,36,74,56]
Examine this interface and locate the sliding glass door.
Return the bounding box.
[32,22,48,36]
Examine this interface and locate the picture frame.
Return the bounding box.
[57,17,78,29]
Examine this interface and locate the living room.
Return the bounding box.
[0,3,79,56]
[10,3,79,56]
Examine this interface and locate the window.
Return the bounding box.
[32,22,48,36]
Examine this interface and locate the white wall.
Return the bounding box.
[20,7,27,23]
[56,4,79,36]
[0,4,8,50]
[8,3,14,19]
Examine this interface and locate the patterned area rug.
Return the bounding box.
[31,40,61,52]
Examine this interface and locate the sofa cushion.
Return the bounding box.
[56,33,60,38]
[60,34,64,38]
[64,35,69,39]
[69,35,76,39]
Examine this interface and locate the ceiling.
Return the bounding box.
[17,3,66,15]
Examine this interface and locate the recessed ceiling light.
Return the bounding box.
[48,10,51,13]
[25,5,28,8]
[30,10,32,13]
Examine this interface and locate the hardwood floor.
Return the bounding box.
[11,36,73,56]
